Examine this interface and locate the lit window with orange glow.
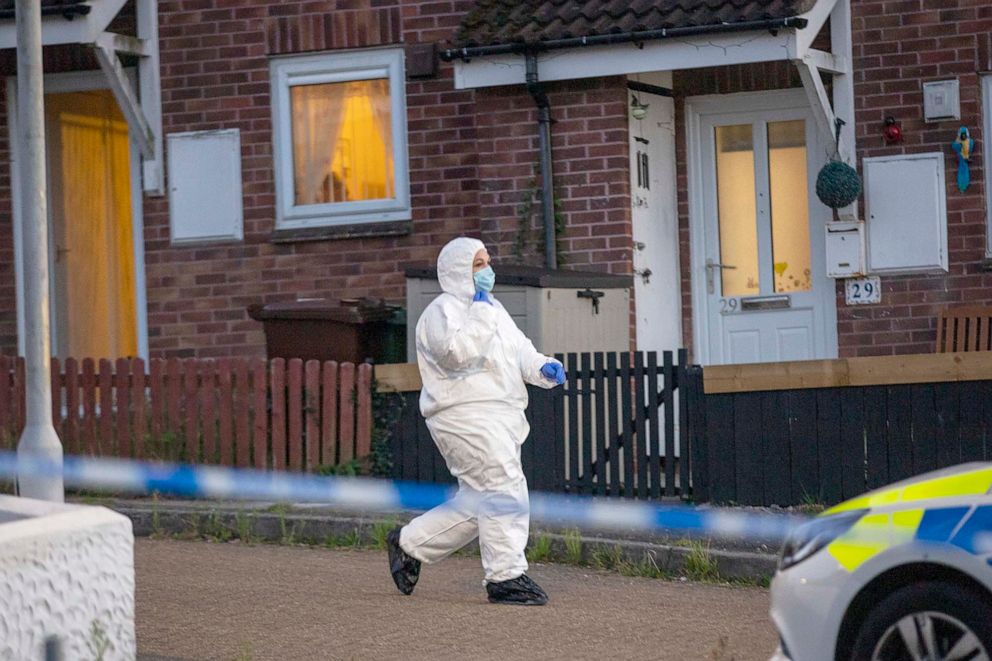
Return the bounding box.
[271,49,410,229]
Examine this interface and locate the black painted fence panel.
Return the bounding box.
[686,370,992,507]
[385,351,690,499]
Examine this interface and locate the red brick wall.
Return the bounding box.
[4,1,984,362]
[0,0,634,358]
[141,0,480,358]
[474,76,632,272]
[840,0,992,357]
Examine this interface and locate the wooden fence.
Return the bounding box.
[378,351,690,499]
[689,352,992,507]
[0,356,373,472]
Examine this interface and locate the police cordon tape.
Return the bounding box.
[0,451,808,543]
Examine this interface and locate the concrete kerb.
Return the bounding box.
[102,498,780,583]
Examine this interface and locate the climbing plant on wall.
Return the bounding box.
[513,170,567,265]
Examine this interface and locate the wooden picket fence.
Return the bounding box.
[0,356,373,472]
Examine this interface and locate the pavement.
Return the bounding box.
[135,538,779,661]
[106,498,785,583]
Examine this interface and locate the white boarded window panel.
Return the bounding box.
[168,129,244,244]
[864,152,947,274]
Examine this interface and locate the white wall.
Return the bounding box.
[0,496,135,660]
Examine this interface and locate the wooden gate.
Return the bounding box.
[379,350,691,499]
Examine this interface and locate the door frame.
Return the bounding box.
[7,68,149,360]
[628,78,682,354]
[685,87,838,365]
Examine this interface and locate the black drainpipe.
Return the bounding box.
[525,52,557,270]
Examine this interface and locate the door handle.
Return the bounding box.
[705,258,736,294]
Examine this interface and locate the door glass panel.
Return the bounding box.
[715,124,759,296]
[768,120,811,292]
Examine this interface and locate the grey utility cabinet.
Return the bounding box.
[405,265,632,361]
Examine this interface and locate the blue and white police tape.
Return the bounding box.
[0,451,807,542]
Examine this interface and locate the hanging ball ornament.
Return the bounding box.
[816,160,862,209]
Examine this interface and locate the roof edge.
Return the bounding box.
[441,16,809,62]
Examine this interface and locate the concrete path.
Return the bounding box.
[136,538,777,661]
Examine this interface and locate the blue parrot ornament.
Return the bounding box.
[951,126,974,192]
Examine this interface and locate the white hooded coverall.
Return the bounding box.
[399,237,561,584]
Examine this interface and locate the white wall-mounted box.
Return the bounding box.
[923,79,960,122]
[168,129,244,245]
[825,221,865,278]
[864,152,948,275]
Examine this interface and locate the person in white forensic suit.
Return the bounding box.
[386,236,566,605]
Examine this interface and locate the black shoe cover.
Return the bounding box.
[486,574,549,606]
[386,527,420,595]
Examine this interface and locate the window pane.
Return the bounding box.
[290,78,394,206]
[715,124,759,296]
[768,120,811,293]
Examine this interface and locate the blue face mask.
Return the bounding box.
[473,266,495,292]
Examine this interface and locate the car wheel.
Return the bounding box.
[850,581,992,661]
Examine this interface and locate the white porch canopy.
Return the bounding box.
[448,0,855,213]
[0,0,162,194]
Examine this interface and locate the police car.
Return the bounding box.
[770,463,992,661]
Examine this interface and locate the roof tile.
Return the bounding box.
[452,0,816,48]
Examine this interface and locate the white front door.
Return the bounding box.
[687,89,837,365]
[629,80,682,354]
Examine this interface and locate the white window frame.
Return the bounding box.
[983,74,992,258]
[270,47,411,230]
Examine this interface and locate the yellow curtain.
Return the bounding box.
[45,90,137,360]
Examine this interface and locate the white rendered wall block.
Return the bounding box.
[0,496,136,660]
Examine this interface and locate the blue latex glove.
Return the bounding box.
[541,362,566,385]
[473,288,493,305]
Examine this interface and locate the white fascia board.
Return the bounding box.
[94,44,154,158]
[0,15,86,49]
[0,0,128,49]
[452,29,799,89]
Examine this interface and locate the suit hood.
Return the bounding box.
[436,237,485,300]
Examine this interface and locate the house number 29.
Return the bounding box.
[719,298,739,314]
[845,276,881,305]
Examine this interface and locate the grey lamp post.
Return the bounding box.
[15,0,63,501]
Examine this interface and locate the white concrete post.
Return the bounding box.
[15,0,63,501]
